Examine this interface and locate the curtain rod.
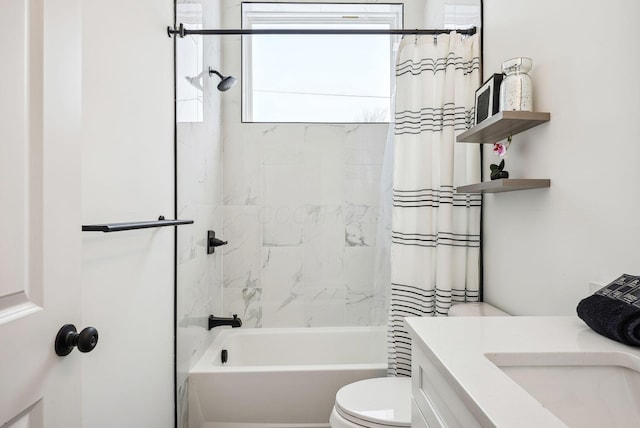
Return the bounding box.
[167,24,476,38]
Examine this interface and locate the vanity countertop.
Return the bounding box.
[405,316,640,428]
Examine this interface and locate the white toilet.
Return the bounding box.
[329,302,509,428]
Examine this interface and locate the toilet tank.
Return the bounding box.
[448,302,509,317]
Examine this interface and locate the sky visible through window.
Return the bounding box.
[243,4,403,123]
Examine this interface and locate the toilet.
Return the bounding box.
[329,302,509,428]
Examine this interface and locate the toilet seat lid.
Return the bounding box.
[335,377,411,427]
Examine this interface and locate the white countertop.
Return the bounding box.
[405,316,640,428]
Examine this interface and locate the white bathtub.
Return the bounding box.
[188,326,387,428]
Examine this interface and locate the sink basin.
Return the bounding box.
[486,352,640,428]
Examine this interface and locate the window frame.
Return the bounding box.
[241,2,404,124]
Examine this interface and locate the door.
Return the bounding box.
[0,0,83,427]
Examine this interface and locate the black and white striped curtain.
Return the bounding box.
[387,32,481,377]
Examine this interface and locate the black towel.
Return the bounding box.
[577,294,640,346]
[577,274,640,346]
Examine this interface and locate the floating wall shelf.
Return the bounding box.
[457,179,550,194]
[457,111,550,145]
[456,110,551,193]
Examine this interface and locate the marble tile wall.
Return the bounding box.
[218,0,427,328]
[222,123,390,328]
[175,1,223,427]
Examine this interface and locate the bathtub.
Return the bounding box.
[188,326,387,428]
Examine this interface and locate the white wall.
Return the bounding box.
[81,1,175,427]
[482,0,640,314]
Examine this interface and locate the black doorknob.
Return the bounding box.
[55,324,99,356]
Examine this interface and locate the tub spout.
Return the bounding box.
[208,314,242,330]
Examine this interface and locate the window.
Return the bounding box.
[242,3,403,123]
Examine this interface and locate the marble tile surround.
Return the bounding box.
[175,2,392,424]
[217,0,427,330]
[222,123,389,328]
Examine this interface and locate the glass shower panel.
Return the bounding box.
[176,3,203,122]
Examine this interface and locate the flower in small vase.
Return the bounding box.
[493,135,511,158]
[493,142,507,157]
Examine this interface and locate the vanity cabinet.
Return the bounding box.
[456,111,551,193]
[411,341,485,428]
[411,398,430,428]
[404,316,629,428]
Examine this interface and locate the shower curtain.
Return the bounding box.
[387,32,481,377]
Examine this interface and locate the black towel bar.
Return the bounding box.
[82,216,194,232]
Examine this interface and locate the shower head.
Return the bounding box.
[208,67,237,92]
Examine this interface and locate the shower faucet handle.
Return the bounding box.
[207,230,228,254]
